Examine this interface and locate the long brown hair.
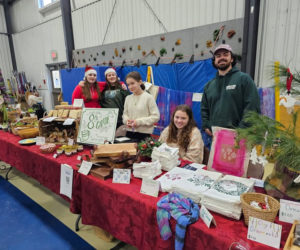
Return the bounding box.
[81,80,101,102]
[103,75,122,93]
[167,105,197,152]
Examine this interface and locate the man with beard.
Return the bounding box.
[201,44,260,137]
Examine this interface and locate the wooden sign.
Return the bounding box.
[77,108,118,145]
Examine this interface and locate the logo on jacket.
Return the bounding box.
[226,85,236,90]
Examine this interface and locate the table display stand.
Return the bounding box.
[75,214,81,231]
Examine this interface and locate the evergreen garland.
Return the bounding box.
[236,111,300,171]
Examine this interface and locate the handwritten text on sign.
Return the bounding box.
[247,216,282,249]
[77,108,118,145]
[279,199,300,224]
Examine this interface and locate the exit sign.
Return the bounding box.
[51,50,58,60]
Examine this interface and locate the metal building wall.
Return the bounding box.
[72,0,245,49]
[0,5,13,83]
[8,0,66,111]
[255,0,300,87]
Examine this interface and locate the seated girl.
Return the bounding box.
[159,104,204,163]
[123,71,160,142]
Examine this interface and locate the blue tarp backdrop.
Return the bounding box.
[60,59,217,136]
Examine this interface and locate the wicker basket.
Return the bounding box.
[18,127,40,139]
[240,192,280,226]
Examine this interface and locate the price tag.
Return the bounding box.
[53,154,58,158]
[36,136,46,145]
[140,178,159,197]
[250,178,265,188]
[247,217,282,249]
[77,155,81,161]
[68,138,74,146]
[192,93,202,102]
[112,169,131,184]
[279,199,300,224]
[200,205,216,228]
[43,117,57,122]
[78,160,93,175]
[73,99,84,108]
[294,175,300,183]
[63,118,75,126]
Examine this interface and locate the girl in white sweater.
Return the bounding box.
[123,71,160,142]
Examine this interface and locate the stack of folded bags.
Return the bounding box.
[172,169,223,203]
[133,160,162,179]
[201,175,255,220]
[156,167,192,192]
[151,143,179,171]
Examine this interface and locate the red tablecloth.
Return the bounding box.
[0,130,84,213]
[0,130,292,250]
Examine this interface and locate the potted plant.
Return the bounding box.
[137,137,161,162]
[236,111,300,200]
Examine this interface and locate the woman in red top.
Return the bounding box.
[72,66,105,108]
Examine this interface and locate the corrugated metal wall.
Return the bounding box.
[2,0,300,109]
[0,5,13,83]
[72,0,245,49]
[255,0,300,87]
[8,0,66,111]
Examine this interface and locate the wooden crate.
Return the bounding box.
[284,220,300,250]
[38,118,79,144]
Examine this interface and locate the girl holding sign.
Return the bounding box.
[100,68,130,128]
[72,66,105,108]
[123,71,160,142]
[159,105,204,163]
[77,68,129,128]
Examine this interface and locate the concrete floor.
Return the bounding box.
[0,161,137,250]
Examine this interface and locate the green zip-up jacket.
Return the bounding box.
[100,87,130,126]
[201,66,260,130]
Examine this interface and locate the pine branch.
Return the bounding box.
[236,111,300,171]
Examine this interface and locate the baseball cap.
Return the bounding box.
[213,44,232,55]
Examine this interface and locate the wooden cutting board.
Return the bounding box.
[94,143,137,157]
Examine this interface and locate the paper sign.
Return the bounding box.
[43,117,57,122]
[247,217,282,249]
[115,137,131,142]
[250,178,265,188]
[192,93,203,102]
[279,199,300,224]
[77,155,81,161]
[112,169,131,184]
[60,164,73,199]
[294,175,300,183]
[73,98,84,108]
[77,108,118,145]
[200,205,216,228]
[140,178,159,197]
[68,138,74,146]
[36,136,46,145]
[78,160,93,175]
[63,118,75,126]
